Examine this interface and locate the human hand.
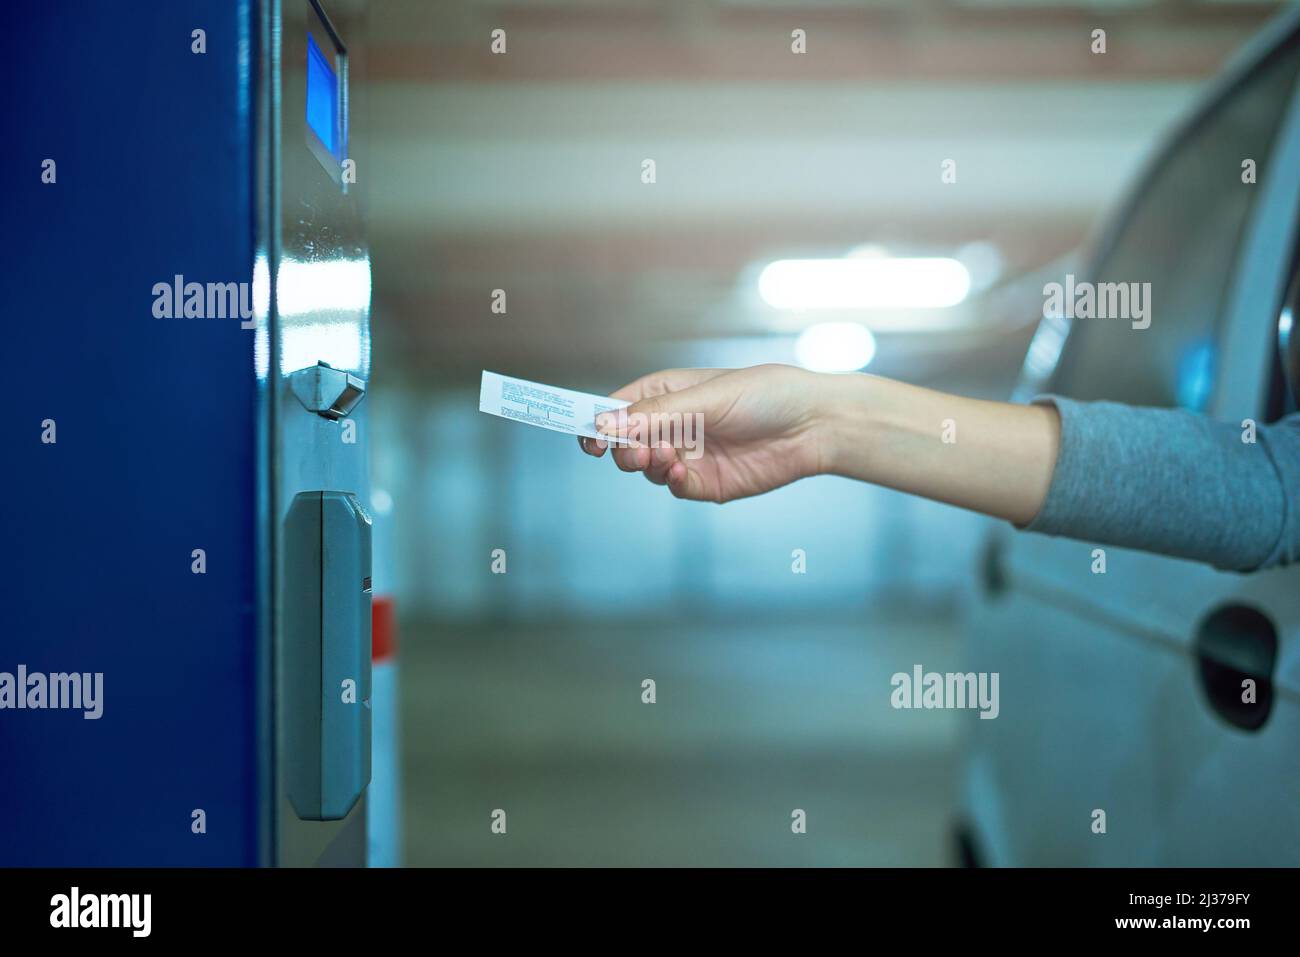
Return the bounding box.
[577,364,829,503]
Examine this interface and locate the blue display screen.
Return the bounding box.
[306,32,339,158]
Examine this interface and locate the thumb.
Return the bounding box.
[596,387,704,445]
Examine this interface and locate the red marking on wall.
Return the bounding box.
[372,595,398,663]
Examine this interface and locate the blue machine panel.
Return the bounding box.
[1,2,261,865]
[3,0,372,868]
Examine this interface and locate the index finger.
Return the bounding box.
[608,368,728,405]
[578,435,608,457]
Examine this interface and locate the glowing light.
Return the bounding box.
[276,258,372,318]
[795,322,877,372]
[279,321,364,376]
[275,257,372,375]
[759,257,971,310]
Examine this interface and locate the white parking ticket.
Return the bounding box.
[478,370,632,442]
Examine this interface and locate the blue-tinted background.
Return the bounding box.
[357,1,1291,864]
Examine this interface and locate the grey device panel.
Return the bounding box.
[258,0,374,865]
[283,491,373,822]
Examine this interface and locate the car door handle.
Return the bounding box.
[1193,604,1278,731]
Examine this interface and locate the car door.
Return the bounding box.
[962,8,1300,866]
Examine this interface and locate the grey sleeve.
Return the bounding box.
[1021,396,1300,573]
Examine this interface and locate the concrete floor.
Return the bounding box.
[399,611,964,866]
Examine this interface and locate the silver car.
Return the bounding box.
[960,5,1300,867]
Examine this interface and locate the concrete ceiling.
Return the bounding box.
[355,0,1286,388]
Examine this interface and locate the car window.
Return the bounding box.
[1049,35,1300,411]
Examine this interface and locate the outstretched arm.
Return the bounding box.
[580,364,1299,572]
[1022,395,1299,572]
